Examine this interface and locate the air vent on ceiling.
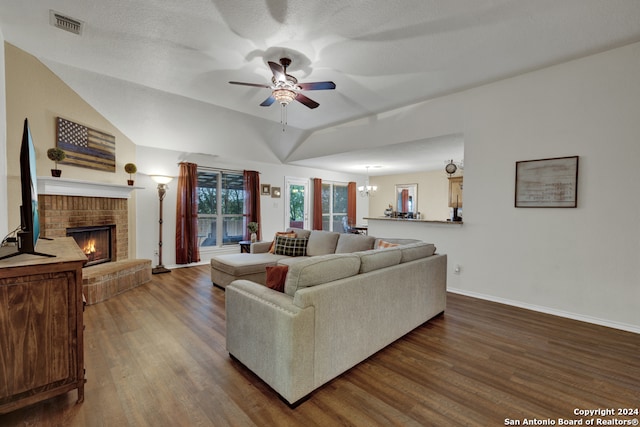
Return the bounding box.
[49,10,84,35]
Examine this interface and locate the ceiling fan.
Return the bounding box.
[229,58,336,110]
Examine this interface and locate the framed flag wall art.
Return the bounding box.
[56,117,116,172]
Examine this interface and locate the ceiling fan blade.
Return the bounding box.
[295,93,320,109]
[260,95,276,107]
[229,81,271,89]
[298,81,336,91]
[268,61,286,82]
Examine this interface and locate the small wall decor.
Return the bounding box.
[56,117,116,172]
[271,187,281,198]
[261,184,271,195]
[515,156,579,208]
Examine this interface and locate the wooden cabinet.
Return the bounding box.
[448,176,463,208]
[0,237,86,414]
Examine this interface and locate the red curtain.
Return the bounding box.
[312,178,323,230]
[175,162,200,264]
[401,189,409,212]
[243,170,261,241]
[347,182,356,226]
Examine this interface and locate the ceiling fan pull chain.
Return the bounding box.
[281,104,287,132]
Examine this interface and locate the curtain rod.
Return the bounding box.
[177,163,253,174]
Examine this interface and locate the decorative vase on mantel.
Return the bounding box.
[51,169,62,178]
[250,232,257,243]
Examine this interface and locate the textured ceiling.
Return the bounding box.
[1,0,640,175]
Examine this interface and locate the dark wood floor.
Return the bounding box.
[2,264,638,426]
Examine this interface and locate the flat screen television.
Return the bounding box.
[0,118,54,260]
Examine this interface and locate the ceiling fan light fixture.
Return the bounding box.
[273,89,296,105]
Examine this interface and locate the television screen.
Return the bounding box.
[0,119,53,261]
[26,120,40,248]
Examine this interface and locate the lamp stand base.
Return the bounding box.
[152,265,172,275]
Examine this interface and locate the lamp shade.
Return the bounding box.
[150,175,173,185]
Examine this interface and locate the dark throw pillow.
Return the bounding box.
[265,265,289,292]
[268,231,297,253]
[273,236,308,257]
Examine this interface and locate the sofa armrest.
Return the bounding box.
[250,241,272,253]
[225,280,315,404]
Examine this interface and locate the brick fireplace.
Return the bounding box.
[39,195,128,260]
[36,178,151,305]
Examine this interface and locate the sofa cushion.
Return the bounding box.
[274,236,308,257]
[400,242,436,263]
[306,231,340,256]
[357,247,402,273]
[284,254,361,296]
[265,265,288,292]
[287,228,311,239]
[276,257,309,267]
[335,233,376,254]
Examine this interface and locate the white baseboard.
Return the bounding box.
[448,288,640,335]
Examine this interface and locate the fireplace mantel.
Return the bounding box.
[38,177,144,199]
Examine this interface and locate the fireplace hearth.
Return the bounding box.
[67,225,114,267]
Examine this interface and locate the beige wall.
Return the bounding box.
[4,42,138,256]
[0,37,7,237]
[368,169,460,221]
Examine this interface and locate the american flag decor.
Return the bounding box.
[56,117,116,172]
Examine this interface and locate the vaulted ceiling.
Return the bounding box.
[2,1,640,175]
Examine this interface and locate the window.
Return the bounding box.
[321,182,348,231]
[197,169,245,247]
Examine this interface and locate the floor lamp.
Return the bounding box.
[150,175,173,274]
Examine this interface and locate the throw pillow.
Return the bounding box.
[268,232,297,253]
[274,236,308,257]
[377,240,399,249]
[265,265,288,292]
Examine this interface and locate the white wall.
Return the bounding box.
[0,35,7,238]
[311,42,640,333]
[134,147,369,268]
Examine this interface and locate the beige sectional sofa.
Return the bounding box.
[211,229,399,288]
[222,229,447,405]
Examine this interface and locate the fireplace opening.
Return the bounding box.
[67,225,114,267]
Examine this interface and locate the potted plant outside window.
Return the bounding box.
[47,147,66,177]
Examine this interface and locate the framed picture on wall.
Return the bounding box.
[515,156,579,208]
[261,184,271,196]
[271,187,281,198]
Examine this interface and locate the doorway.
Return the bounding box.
[284,177,309,230]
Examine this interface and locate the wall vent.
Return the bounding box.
[49,10,84,35]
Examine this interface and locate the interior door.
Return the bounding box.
[284,177,309,230]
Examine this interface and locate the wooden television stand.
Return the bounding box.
[0,237,86,414]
